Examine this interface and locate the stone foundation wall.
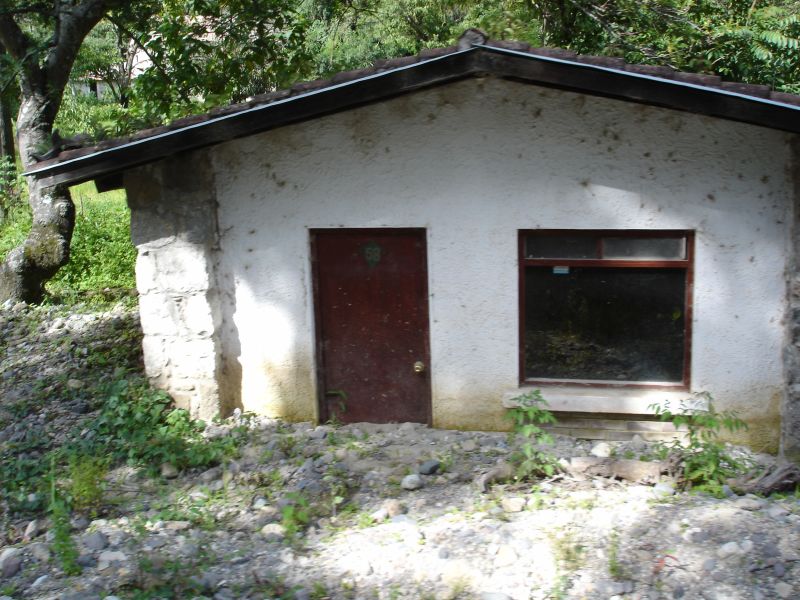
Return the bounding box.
[125,152,226,420]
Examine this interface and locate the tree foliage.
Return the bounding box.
[300,0,799,93]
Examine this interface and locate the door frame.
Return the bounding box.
[310,228,433,425]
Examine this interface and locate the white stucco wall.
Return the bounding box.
[207,77,794,449]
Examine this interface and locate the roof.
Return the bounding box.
[26,29,800,188]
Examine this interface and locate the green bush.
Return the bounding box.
[651,394,749,495]
[47,186,136,297]
[505,389,559,480]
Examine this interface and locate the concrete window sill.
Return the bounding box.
[502,386,708,415]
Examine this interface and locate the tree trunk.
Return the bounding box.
[0,93,74,304]
[0,93,13,160]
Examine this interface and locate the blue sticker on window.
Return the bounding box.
[553,266,570,275]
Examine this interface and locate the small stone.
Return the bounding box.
[261,523,285,541]
[720,484,736,497]
[718,542,741,558]
[28,542,51,562]
[23,519,41,540]
[767,505,789,519]
[740,539,754,553]
[82,531,108,551]
[77,553,97,568]
[652,482,675,498]
[501,497,526,513]
[294,589,311,600]
[702,558,717,571]
[479,594,513,600]
[97,550,127,570]
[460,439,477,452]
[401,474,424,490]
[160,462,179,479]
[71,514,90,531]
[734,496,765,511]
[774,562,786,577]
[672,584,686,599]
[369,508,389,522]
[29,574,48,589]
[419,460,441,475]
[66,378,84,390]
[382,499,406,517]
[438,548,450,559]
[590,442,612,458]
[494,545,517,567]
[774,582,793,599]
[763,542,782,558]
[0,547,22,578]
[629,434,646,452]
[252,496,268,510]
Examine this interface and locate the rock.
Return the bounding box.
[160,462,179,479]
[629,434,646,452]
[733,496,765,511]
[382,499,406,517]
[66,378,84,390]
[774,562,786,577]
[261,523,285,542]
[23,519,42,540]
[494,545,518,567]
[29,574,48,589]
[461,439,477,452]
[475,461,514,492]
[767,505,789,519]
[71,514,90,531]
[501,497,526,513]
[718,542,741,558]
[763,542,782,558]
[419,459,441,475]
[252,496,268,510]
[721,484,736,497]
[479,594,513,600]
[0,547,22,578]
[82,531,108,551]
[97,550,127,570]
[77,553,97,568]
[567,457,661,482]
[775,582,793,599]
[590,442,612,458]
[401,474,424,490]
[702,558,717,571]
[28,542,51,562]
[652,482,676,498]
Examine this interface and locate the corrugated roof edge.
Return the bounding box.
[24,29,800,185]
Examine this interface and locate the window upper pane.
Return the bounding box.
[523,267,686,382]
[602,237,686,260]
[525,235,598,259]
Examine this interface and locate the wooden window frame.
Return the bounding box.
[518,229,695,390]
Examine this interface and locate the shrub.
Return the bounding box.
[651,394,748,495]
[505,389,559,480]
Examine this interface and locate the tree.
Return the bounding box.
[0,0,308,303]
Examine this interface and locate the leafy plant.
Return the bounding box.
[505,390,559,480]
[280,491,311,538]
[48,457,81,576]
[66,454,108,512]
[650,394,749,495]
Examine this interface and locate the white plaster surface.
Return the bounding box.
[204,77,792,446]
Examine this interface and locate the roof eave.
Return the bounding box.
[25,45,800,188]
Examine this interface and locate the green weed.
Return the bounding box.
[651,394,749,495]
[505,390,559,481]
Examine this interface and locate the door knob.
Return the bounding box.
[413,361,425,373]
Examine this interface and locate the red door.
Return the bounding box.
[312,229,431,424]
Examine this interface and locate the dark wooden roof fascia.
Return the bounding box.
[25,44,800,188]
[474,44,800,134]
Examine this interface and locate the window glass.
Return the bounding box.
[602,237,686,260]
[525,235,598,259]
[524,267,686,382]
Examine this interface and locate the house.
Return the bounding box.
[26,30,800,457]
